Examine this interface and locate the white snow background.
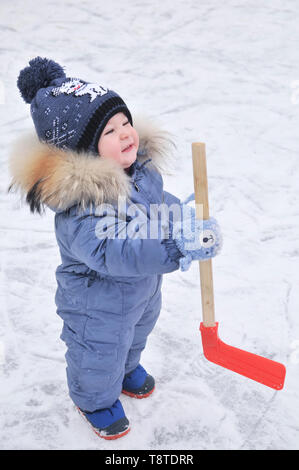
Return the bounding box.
[0,0,298,450]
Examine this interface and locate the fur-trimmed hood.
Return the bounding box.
[8,116,176,214]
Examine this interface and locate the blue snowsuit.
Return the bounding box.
[8,119,185,412]
[54,161,182,411]
[13,117,184,413]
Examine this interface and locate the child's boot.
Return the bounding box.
[122,364,155,398]
[77,399,130,440]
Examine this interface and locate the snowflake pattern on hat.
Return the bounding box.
[45,116,76,148]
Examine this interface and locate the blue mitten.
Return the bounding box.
[173,200,222,272]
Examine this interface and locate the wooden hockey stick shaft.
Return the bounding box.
[192,143,216,327]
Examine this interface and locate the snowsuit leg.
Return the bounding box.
[57,274,162,412]
[124,274,162,375]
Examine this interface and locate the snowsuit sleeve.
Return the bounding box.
[163,189,181,206]
[68,201,184,277]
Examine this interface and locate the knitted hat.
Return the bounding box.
[17,56,133,154]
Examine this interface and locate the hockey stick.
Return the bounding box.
[192,142,286,390]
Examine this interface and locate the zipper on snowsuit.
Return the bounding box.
[132,158,152,194]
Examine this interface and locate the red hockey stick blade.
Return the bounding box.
[200,323,286,390]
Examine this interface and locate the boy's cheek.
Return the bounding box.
[133,130,139,148]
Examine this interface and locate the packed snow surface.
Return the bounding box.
[0,0,298,450]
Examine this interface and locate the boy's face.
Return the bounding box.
[97,112,139,169]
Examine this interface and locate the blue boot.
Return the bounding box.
[122,364,155,399]
[77,399,130,440]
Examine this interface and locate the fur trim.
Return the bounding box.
[8,115,176,214]
[133,114,177,174]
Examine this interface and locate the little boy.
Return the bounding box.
[9,57,222,440]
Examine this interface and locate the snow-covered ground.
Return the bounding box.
[1,0,299,450]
